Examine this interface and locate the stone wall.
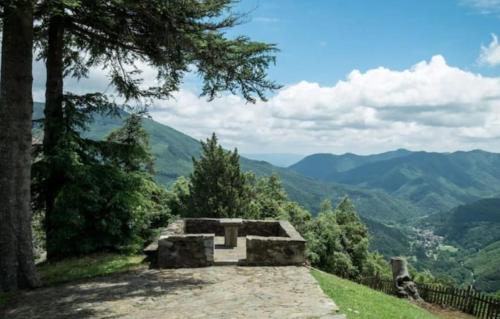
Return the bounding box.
[245,221,306,266]
[158,234,214,268]
[184,218,281,237]
[144,220,186,266]
[145,218,306,268]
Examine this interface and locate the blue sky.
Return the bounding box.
[229,0,500,86]
[34,0,500,155]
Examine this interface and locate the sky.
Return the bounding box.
[32,0,500,155]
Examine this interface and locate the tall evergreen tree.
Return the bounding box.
[105,114,154,174]
[34,110,170,257]
[188,133,249,218]
[0,0,40,291]
[35,0,279,258]
[335,197,370,277]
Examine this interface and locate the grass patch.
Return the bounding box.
[38,253,145,286]
[311,268,438,319]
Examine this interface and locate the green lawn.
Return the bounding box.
[311,268,438,319]
[38,253,146,286]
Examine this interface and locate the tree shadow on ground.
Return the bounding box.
[1,269,212,319]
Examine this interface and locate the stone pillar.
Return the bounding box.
[220,218,242,248]
[224,225,239,247]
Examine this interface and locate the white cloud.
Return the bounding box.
[478,34,500,66]
[143,55,500,154]
[33,55,500,155]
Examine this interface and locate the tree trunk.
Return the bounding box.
[43,15,65,260]
[0,0,40,292]
[391,257,421,300]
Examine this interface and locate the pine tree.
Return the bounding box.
[188,133,249,218]
[105,114,154,174]
[335,197,370,278]
[34,110,170,257]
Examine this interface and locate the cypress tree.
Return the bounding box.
[188,133,249,218]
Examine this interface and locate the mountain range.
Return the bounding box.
[290,150,500,215]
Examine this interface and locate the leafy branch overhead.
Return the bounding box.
[35,0,280,103]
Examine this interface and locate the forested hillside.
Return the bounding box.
[291,150,500,214]
[422,198,500,250]
[417,198,500,292]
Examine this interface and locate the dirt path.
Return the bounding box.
[2,266,343,319]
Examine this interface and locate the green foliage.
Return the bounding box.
[44,156,162,256]
[33,107,171,258]
[105,114,154,173]
[464,240,500,292]
[187,133,250,218]
[277,202,313,235]
[413,270,437,285]
[361,217,411,258]
[173,137,313,222]
[423,198,500,250]
[37,253,144,286]
[362,252,392,280]
[307,197,371,280]
[247,173,289,219]
[36,0,279,103]
[167,176,191,217]
[415,197,500,292]
[311,269,438,319]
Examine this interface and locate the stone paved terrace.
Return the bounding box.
[2,266,344,319]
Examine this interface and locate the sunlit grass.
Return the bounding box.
[311,268,438,319]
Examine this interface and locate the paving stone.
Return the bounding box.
[2,266,341,319]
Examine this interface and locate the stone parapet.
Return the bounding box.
[145,218,306,268]
[245,220,306,266]
[158,234,214,268]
